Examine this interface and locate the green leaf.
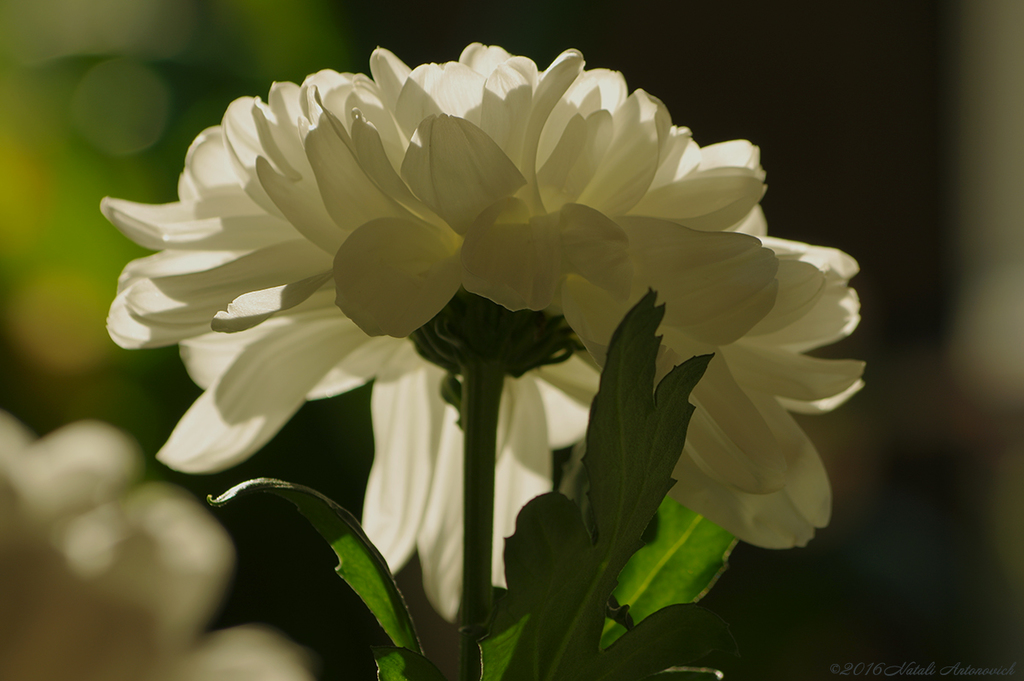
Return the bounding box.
[479,291,736,681]
[602,498,736,647]
[374,647,449,681]
[209,478,420,653]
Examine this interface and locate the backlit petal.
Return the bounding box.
[334,217,462,337]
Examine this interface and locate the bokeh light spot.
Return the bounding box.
[71,59,170,157]
[0,135,51,256]
[5,270,113,375]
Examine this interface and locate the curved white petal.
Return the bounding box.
[394,61,487,138]
[479,58,537,165]
[157,314,369,473]
[363,350,447,572]
[212,271,332,333]
[461,198,561,311]
[723,344,865,404]
[334,217,462,337]
[401,114,526,234]
[531,354,600,408]
[110,240,332,349]
[670,393,830,548]
[459,43,515,77]
[9,421,139,525]
[622,216,780,345]
[577,90,669,216]
[369,48,412,114]
[415,404,464,622]
[172,625,315,681]
[176,127,240,201]
[491,376,553,587]
[535,376,591,449]
[108,485,234,646]
[684,355,787,494]
[101,194,297,252]
[558,203,632,299]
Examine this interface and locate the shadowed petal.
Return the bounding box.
[334,217,462,337]
[157,314,369,473]
[401,114,525,234]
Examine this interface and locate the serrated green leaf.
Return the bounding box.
[603,498,736,647]
[480,291,736,681]
[209,478,420,653]
[374,647,449,681]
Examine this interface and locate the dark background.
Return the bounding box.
[2,1,1020,679]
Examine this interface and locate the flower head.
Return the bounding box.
[0,410,315,680]
[104,43,862,618]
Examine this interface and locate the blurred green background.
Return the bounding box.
[1,0,1021,679]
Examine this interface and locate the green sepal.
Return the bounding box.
[479,291,736,681]
[603,498,736,647]
[373,647,449,681]
[208,478,420,653]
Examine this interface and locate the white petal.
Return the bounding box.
[349,111,438,221]
[110,240,332,349]
[531,354,600,407]
[728,204,768,236]
[363,351,447,572]
[459,43,515,77]
[630,165,766,231]
[577,90,669,216]
[622,216,779,345]
[172,625,315,681]
[723,343,866,403]
[305,334,407,400]
[334,217,462,337]
[255,156,344,254]
[747,274,860,353]
[102,194,297,252]
[478,58,537,165]
[778,378,865,414]
[211,271,332,332]
[394,61,487,138]
[302,104,408,235]
[12,421,139,525]
[111,485,234,645]
[670,393,831,548]
[369,48,412,114]
[415,405,464,622]
[222,96,286,219]
[491,377,553,587]
[537,67,627,171]
[647,126,698,192]
[699,139,761,170]
[535,377,592,449]
[401,114,525,234]
[559,275,628,364]
[177,127,238,201]
[518,49,585,209]
[559,203,632,299]
[157,313,368,472]
[461,198,561,311]
[746,258,825,336]
[684,355,787,494]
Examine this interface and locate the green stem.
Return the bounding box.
[459,358,505,681]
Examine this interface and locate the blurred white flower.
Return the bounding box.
[103,43,862,616]
[0,411,315,681]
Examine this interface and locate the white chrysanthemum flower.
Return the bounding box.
[0,410,315,681]
[103,43,862,618]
